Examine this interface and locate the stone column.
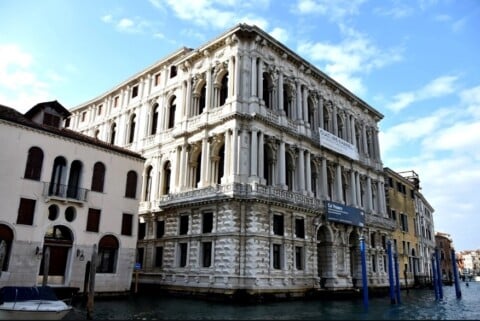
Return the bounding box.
[251,55,258,98]
[228,56,235,98]
[250,129,258,177]
[278,71,284,113]
[350,170,357,206]
[335,164,343,203]
[305,151,312,195]
[258,59,263,103]
[235,54,242,99]
[356,173,362,207]
[278,140,286,187]
[298,148,305,193]
[333,105,338,136]
[205,66,212,111]
[258,132,264,181]
[232,128,239,177]
[362,124,368,157]
[303,87,309,125]
[318,97,324,130]
[366,176,373,211]
[321,158,328,198]
[296,81,303,122]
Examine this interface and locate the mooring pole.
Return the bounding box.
[435,248,443,300]
[432,255,439,300]
[451,248,462,299]
[394,253,401,304]
[87,244,97,320]
[387,240,396,304]
[360,235,368,310]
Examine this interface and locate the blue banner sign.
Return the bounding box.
[325,201,365,227]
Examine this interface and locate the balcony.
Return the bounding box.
[43,182,89,203]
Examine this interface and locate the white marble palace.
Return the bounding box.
[67,23,396,299]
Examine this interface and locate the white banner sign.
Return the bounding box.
[318,128,359,160]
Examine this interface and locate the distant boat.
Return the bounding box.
[0,286,72,320]
[474,276,480,282]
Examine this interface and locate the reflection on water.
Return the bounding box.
[65,281,480,320]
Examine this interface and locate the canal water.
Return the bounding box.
[64,281,479,320]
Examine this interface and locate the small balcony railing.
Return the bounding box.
[43,182,89,202]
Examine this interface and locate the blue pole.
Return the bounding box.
[360,236,368,310]
[432,256,439,300]
[394,253,401,304]
[451,249,462,299]
[387,240,396,304]
[435,248,443,300]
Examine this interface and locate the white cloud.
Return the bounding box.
[269,27,289,44]
[381,83,480,250]
[373,3,414,19]
[295,0,366,22]
[386,75,458,112]
[0,44,54,113]
[297,27,402,95]
[157,0,268,30]
[101,14,152,34]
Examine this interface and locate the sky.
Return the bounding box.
[1,0,479,252]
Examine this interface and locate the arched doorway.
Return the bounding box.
[0,224,14,272]
[38,225,73,285]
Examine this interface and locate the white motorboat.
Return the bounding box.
[0,286,72,320]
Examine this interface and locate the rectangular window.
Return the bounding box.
[400,214,409,232]
[273,244,282,269]
[179,215,189,235]
[131,85,139,98]
[43,113,60,127]
[121,213,133,236]
[97,104,103,115]
[202,242,212,268]
[138,221,146,240]
[156,220,165,238]
[273,214,284,236]
[179,243,188,267]
[86,208,101,232]
[81,111,86,122]
[155,246,163,268]
[17,198,36,225]
[170,65,177,78]
[154,73,161,86]
[113,96,119,107]
[202,212,213,234]
[372,254,377,272]
[295,246,304,270]
[295,217,305,238]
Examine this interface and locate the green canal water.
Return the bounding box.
[64,281,479,320]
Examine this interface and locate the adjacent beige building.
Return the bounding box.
[0,101,144,294]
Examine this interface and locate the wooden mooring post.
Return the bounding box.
[86,244,97,320]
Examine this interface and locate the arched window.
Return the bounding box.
[162,162,171,195]
[97,235,119,273]
[110,123,117,144]
[199,84,206,114]
[67,160,82,199]
[128,114,136,144]
[168,97,176,129]
[24,146,43,180]
[0,224,14,272]
[144,166,153,201]
[219,73,228,106]
[91,162,106,192]
[150,104,159,135]
[49,156,67,196]
[125,170,137,198]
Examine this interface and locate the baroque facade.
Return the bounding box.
[67,24,396,299]
[0,101,145,294]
